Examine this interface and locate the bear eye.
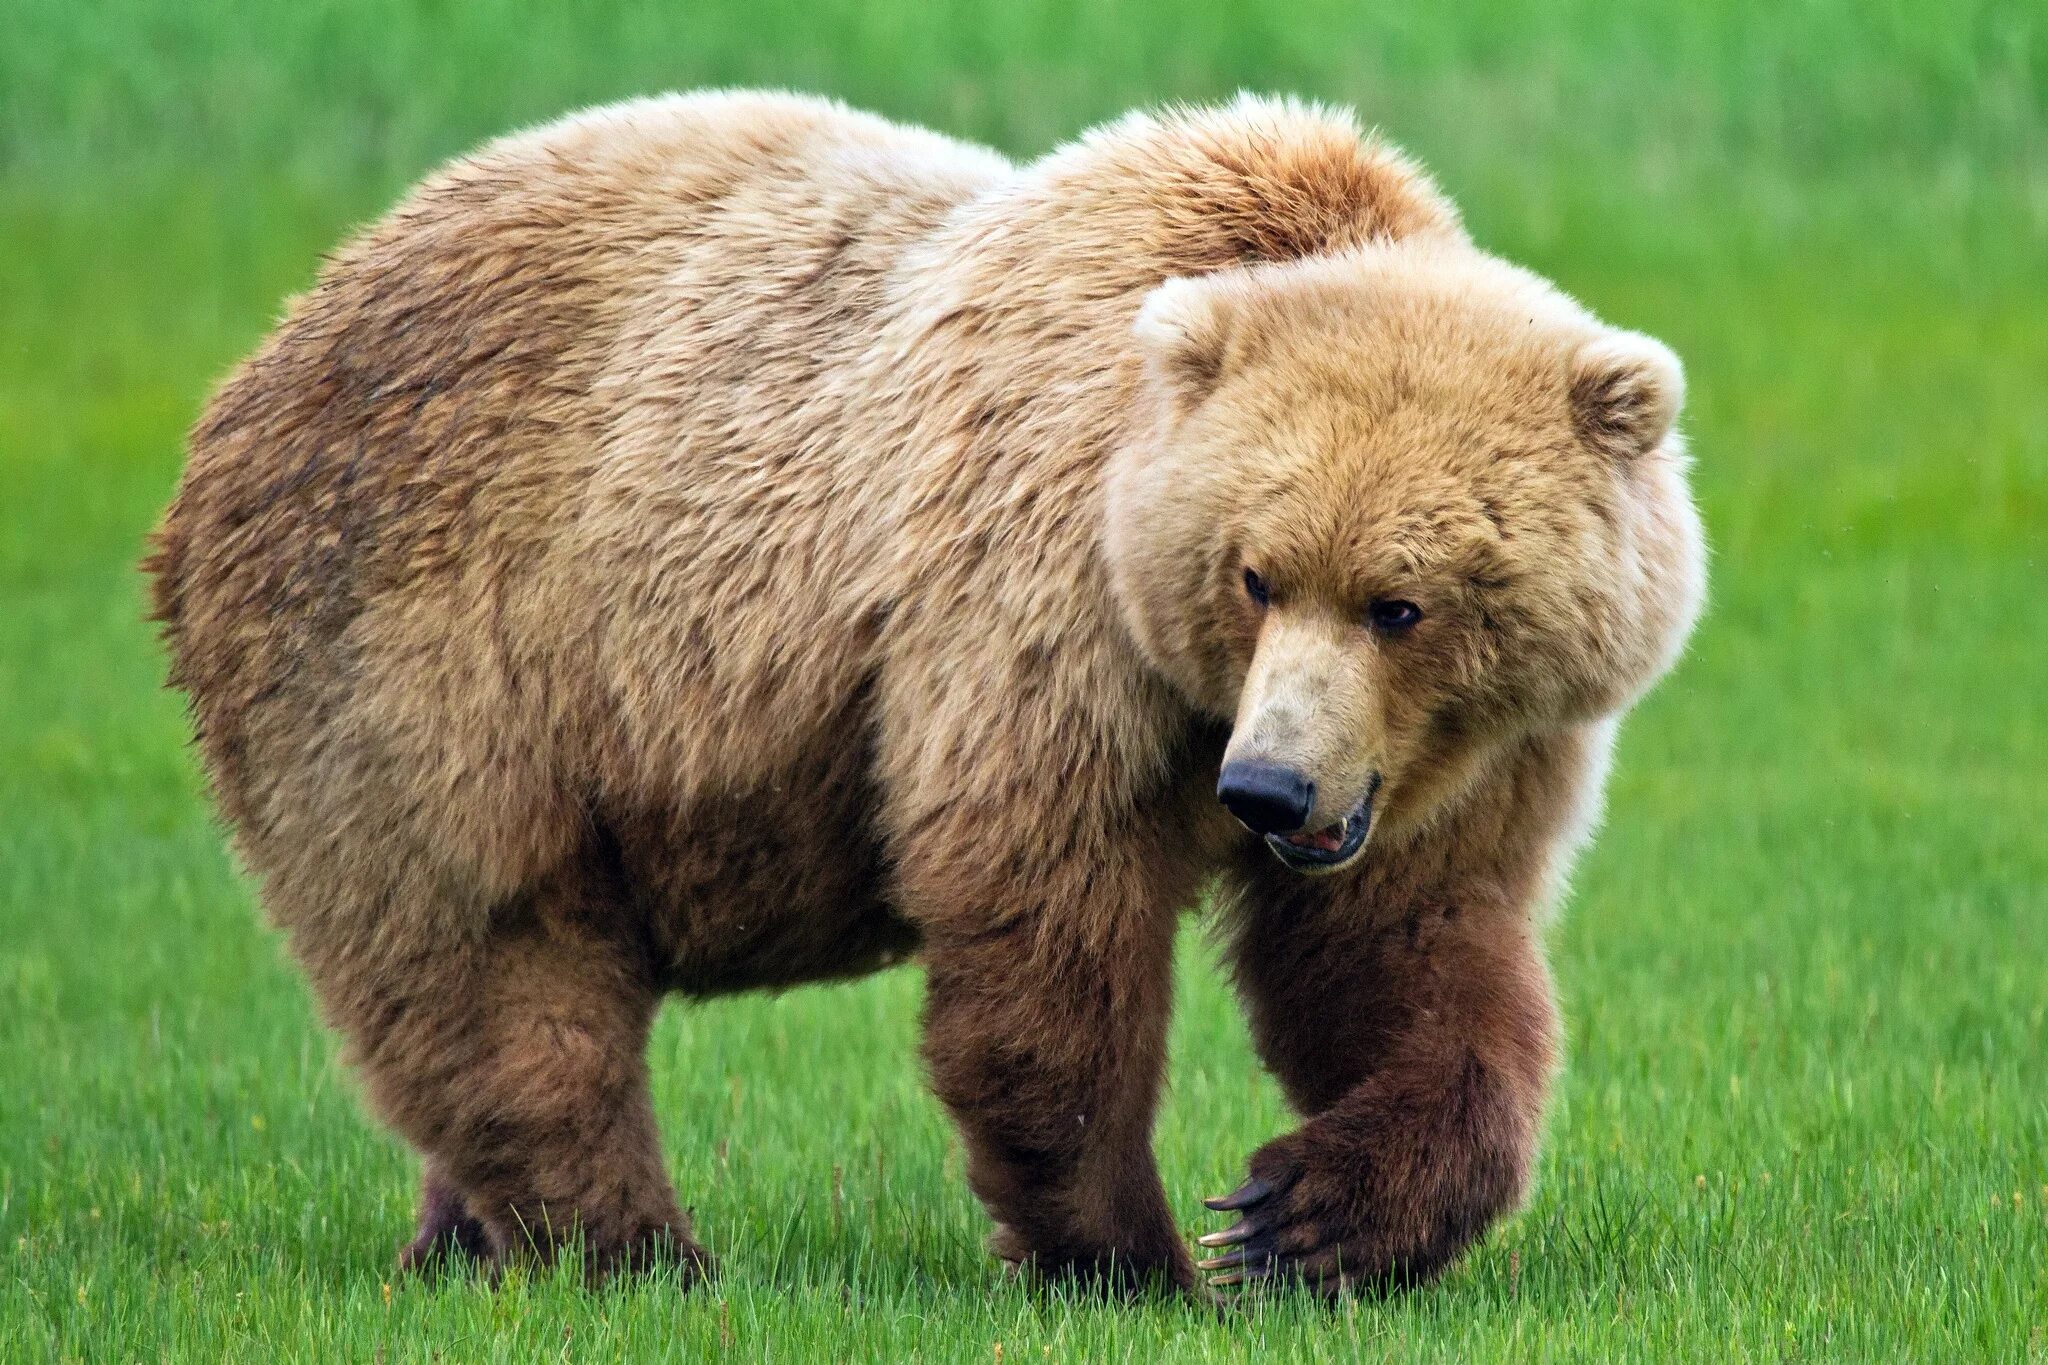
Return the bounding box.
[1242,567,1270,607]
[1367,599,1423,634]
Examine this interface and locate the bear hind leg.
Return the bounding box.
[342,875,710,1284]
[397,1164,490,1274]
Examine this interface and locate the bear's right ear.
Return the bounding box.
[1133,275,1244,412]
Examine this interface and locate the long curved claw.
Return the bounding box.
[1207,1261,1278,1290]
[1196,1217,1258,1249]
[1203,1176,1273,1212]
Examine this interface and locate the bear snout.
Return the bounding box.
[1216,760,1317,835]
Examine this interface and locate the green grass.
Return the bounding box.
[3,1,2045,1359]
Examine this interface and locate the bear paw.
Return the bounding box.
[396,1182,491,1276]
[984,1221,1201,1299]
[1194,1138,1471,1298]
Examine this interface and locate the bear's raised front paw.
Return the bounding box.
[1194,1141,1466,1298]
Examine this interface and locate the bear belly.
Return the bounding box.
[610,712,915,997]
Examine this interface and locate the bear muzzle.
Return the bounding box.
[1216,760,1316,835]
[1218,765,1379,874]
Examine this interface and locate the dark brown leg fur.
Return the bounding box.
[398,1165,490,1273]
[1204,846,1559,1295]
[910,853,1197,1296]
[335,872,711,1284]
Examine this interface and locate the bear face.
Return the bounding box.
[1107,239,1705,873]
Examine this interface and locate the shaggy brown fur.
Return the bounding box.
[147,91,1703,1297]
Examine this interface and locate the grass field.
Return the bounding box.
[3,1,2045,1359]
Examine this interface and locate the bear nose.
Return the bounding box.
[1216,761,1316,835]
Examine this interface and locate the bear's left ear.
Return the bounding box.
[1569,330,1685,461]
[1133,275,1246,412]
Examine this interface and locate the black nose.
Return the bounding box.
[1216,761,1316,835]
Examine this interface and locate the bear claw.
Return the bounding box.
[1202,1176,1274,1212]
[1196,1160,1348,1296]
[1196,1217,1255,1248]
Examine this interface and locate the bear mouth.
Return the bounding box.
[1264,779,1377,873]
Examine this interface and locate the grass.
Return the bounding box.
[3,0,2045,1358]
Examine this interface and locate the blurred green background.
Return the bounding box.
[2,2,2044,1360]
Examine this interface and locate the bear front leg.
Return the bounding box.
[902,820,1199,1297]
[878,603,1221,1295]
[919,902,1190,1294]
[1205,858,1559,1295]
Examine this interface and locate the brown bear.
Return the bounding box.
[146,91,1704,1298]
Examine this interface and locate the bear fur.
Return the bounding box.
[147,91,1704,1296]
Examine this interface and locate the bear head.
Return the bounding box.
[1107,239,1705,874]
